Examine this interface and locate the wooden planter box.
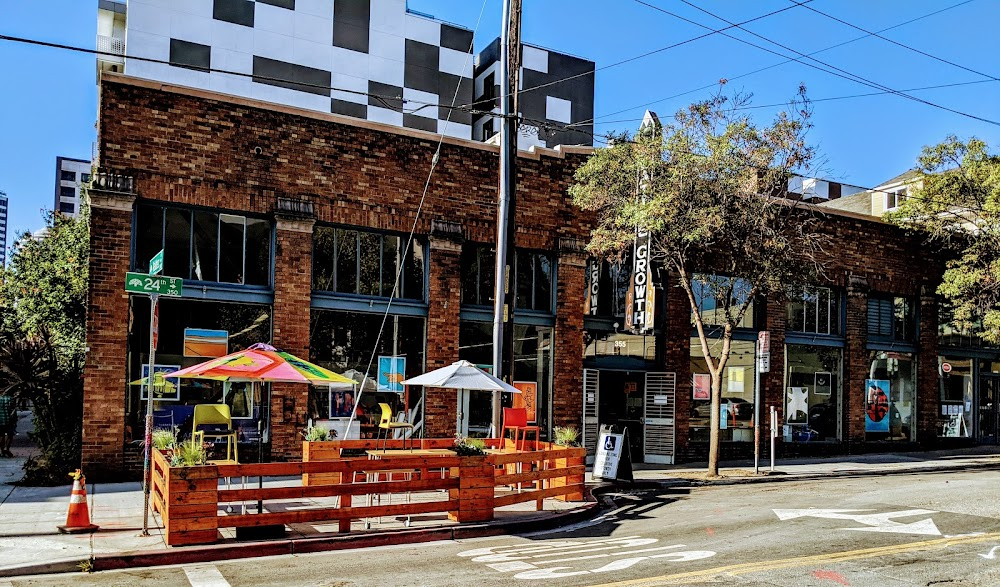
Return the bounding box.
[302,441,344,486]
[151,450,220,546]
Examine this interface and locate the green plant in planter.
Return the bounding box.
[150,428,177,450]
[170,439,208,467]
[452,435,487,456]
[553,426,581,447]
[302,425,335,442]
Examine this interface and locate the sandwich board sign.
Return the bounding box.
[593,426,634,482]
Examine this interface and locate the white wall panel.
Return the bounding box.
[546,95,572,124]
[209,72,254,98]
[254,29,294,62]
[171,0,213,18]
[171,13,214,46]
[123,29,170,60]
[296,0,334,19]
[126,2,171,37]
[404,14,440,46]
[255,2,295,36]
[293,37,333,71]
[522,45,548,73]
[438,120,471,139]
[331,46,369,79]
[369,30,405,62]
[368,55,405,87]
[439,47,472,77]
[369,0,406,36]
[210,19,255,53]
[331,73,369,104]
[293,11,333,45]
[403,87,439,116]
[368,105,404,127]
[212,47,253,74]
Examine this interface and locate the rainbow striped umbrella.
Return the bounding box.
[162,343,354,384]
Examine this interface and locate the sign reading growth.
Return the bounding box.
[149,249,164,276]
[125,272,183,297]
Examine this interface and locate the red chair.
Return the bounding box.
[501,408,540,451]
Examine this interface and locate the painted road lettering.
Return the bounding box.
[774,508,942,535]
[458,536,715,580]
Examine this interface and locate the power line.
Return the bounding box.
[790,0,999,83]
[587,0,977,124]
[665,0,1000,127]
[0,33,505,120]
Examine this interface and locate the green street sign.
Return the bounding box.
[149,250,164,276]
[125,272,183,297]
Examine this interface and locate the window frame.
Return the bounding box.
[312,224,427,302]
[884,187,907,211]
[787,287,840,336]
[867,293,917,343]
[461,243,555,314]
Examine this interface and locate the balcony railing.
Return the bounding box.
[96,35,126,59]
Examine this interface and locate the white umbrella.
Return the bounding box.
[402,360,520,393]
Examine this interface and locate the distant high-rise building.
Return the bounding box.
[55,157,92,217]
[0,191,8,266]
[95,0,594,147]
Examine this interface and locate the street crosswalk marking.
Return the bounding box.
[184,564,231,587]
[0,580,14,587]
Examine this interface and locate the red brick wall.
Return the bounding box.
[424,234,463,437]
[553,241,587,428]
[81,192,135,479]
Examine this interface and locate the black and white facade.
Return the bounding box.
[55,157,92,218]
[473,38,595,149]
[0,190,7,266]
[101,0,476,138]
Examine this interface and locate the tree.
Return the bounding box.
[570,90,825,476]
[0,203,89,484]
[886,137,1000,344]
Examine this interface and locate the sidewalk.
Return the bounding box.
[3,438,1000,578]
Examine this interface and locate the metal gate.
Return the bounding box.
[643,372,676,464]
[583,368,599,464]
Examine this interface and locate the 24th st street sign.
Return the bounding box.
[125,272,183,297]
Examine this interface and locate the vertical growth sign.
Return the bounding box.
[625,228,655,333]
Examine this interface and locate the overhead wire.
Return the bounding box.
[584,0,978,125]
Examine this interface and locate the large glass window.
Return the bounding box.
[312,226,425,300]
[937,356,972,438]
[689,338,755,443]
[461,244,496,306]
[691,275,754,329]
[585,254,632,318]
[515,250,553,312]
[308,310,426,437]
[868,294,915,342]
[787,288,840,335]
[461,244,554,312]
[126,298,272,445]
[135,204,271,286]
[784,345,841,441]
[865,351,916,441]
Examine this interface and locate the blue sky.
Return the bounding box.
[2,0,999,255]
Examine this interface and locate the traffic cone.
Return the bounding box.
[57,470,99,534]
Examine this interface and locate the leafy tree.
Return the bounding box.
[570,90,825,476]
[0,203,89,484]
[886,137,1000,343]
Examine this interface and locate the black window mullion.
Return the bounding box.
[189,213,195,280]
[331,230,338,292]
[355,233,360,295]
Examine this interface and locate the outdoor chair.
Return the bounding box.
[376,403,415,451]
[192,404,238,463]
[501,407,539,452]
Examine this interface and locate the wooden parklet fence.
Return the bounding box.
[151,439,585,546]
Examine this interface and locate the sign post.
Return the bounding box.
[770,405,778,472]
[754,331,770,474]
[127,271,182,537]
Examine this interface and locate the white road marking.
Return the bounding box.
[629,502,662,515]
[774,508,942,536]
[979,545,1000,559]
[184,564,231,587]
[0,581,14,587]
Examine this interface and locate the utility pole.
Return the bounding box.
[492,0,522,437]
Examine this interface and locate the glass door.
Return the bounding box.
[978,376,1000,443]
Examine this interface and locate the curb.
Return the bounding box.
[0,488,603,578]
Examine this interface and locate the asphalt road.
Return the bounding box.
[15,469,1000,586]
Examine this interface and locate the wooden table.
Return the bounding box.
[364,449,457,459]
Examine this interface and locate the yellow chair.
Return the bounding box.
[377,403,414,451]
[192,404,238,463]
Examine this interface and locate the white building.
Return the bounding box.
[0,191,8,266]
[55,157,92,217]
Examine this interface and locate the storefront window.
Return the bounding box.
[126,297,272,444]
[460,244,496,307]
[865,351,916,441]
[312,226,425,300]
[868,295,915,343]
[308,310,426,437]
[460,244,554,312]
[691,275,754,329]
[515,250,554,312]
[689,338,755,443]
[787,288,840,335]
[134,204,271,286]
[784,345,841,442]
[938,299,987,348]
[458,321,553,439]
[584,332,656,362]
[584,254,632,318]
[937,357,972,438]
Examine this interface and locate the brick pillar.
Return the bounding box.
[269,214,314,461]
[662,275,692,455]
[552,238,586,430]
[844,276,869,445]
[917,285,940,444]
[424,221,463,438]
[763,296,787,452]
[82,185,136,480]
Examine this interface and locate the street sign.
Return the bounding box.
[757,330,770,354]
[942,362,952,374]
[149,250,164,276]
[125,272,183,297]
[757,352,771,373]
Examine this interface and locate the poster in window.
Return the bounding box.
[378,356,406,392]
[183,328,229,358]
[513,381,538,423]
[727,367,745,394]
[786,387,809,424]
[225,382,254,419]
[864,379,891,432]
[693,374,711,400]
[814,371,832,396]
[329,388,357,418]
[140,364,181,401]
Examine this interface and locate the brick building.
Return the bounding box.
[83,73,991,479]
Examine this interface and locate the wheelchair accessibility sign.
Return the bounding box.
[593,429,632,481]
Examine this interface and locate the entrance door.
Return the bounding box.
[979,376,1000,443]
[458,390,493,438]
[583,369,599,463]
[598,370,645,463]
[643,372,676,464]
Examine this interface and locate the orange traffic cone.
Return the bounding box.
[57,470,99,534]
